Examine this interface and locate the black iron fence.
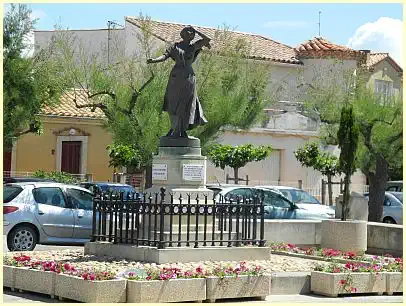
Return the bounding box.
[90,188,266,249]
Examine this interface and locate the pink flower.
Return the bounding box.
[82,273,88,280]
[196,266,203,274]
[89,274,95,281]
[339,279,346,285]
[333,268,341,273]
[351,287,357,293]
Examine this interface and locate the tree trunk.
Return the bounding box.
[327,175,333,206]
[145,164,152,189]
[341,174,350,221]
[233,167,239,185]
[367,155,388,222]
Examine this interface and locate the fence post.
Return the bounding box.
[245,175,249,186]
[321,179,326,205]
[259,196,265,247]
[298,180,303,189]
[90,192,98,242]
[158,187,166,249]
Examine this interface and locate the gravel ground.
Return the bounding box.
[5,249,328,274]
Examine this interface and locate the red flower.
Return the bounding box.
[89,274,95,281]
[351,287,357,293]
[82,273,88,280]
[196,266,203,274]
[339,279,346,285]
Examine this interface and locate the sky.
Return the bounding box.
[5,3,404,66]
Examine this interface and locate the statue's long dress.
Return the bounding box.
[163,41,208,133]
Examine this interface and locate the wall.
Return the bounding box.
[252,220,402,256]
[206,129,320,187]
[367,222,403,257]
[15,117,113,181]
[34,28,126,65]
[367,59,403,97]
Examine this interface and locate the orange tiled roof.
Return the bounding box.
[41,90,106,119]
[295,37,361,59]
[367,53,402,72]
[126,17,302,65]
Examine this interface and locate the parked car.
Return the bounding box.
[215,186,335,220]
[256,185,320,205]
[386,181,403,192]
[79,182,141,199]
[3,177,55,184]
[4,182,95,251]
[206,183,243,197]
[364,191,403,224]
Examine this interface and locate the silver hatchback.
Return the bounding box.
[3,182,94,251]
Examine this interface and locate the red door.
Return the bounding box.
[3,151,12,177]
[61,141,81,174]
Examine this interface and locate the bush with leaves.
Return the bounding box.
[294,142,341,205]
[33,170,77,184]
[207,144,272,184]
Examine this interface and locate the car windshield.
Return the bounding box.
[4,186,23,203]
[100,185,137,195]
[281,189,319,204]
[391,193,403,203]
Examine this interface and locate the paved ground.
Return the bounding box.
[2,288,403,303]
[2,236,84,253]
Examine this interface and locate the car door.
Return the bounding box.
[261,190,295,219]
[66,187,94,239]
[33,186,75,238]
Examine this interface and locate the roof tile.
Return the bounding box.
[126,17,302,65]
[41,90,106,119]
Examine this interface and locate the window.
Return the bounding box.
[226,188,253,200]
[4,186,23,203]
[33,187,67,208]
[374,80,393,97]
[285,189,319,204]
[67,188,93,210]
[262,191,292,209]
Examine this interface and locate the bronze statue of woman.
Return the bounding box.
[147,26,211,138]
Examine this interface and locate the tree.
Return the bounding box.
[206,144,272,184]
[50,17,271,180]
[294,142,341,205]
[303,66,402,222]
[337,104,359,221]
[107,144,142,171]
[3,4,68,150]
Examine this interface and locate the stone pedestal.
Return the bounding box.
[145,136,214,204]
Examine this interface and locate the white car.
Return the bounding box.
[3,182,94,251]
[365,192,403,224]
[214,186,335,220]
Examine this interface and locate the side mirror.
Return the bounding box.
[384,200,391,206]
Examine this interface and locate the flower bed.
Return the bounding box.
[3,254,32,290]
[270,242,397,264]
[205,262,270,302]
[125,264,206,303]
[55,270,126,303]
[311,259,402,297]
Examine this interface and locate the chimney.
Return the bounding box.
[358,49,371,67]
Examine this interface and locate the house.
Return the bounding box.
[9,18,401,197]
[5,90,113,181]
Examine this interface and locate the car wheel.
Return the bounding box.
[383,217,396,224]
[7,225,38,251]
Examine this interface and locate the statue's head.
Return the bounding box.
[180,26,195,42]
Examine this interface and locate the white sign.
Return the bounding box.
[183,164,204,181]
[152,164,168,180]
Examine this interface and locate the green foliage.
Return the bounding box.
[337,105,359,175]
[337,104,359,221]
[107,144,142,169]
[33,170,76,184]
[3,4,68,149]
[206,144,272,170]
[294,142,341,177]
